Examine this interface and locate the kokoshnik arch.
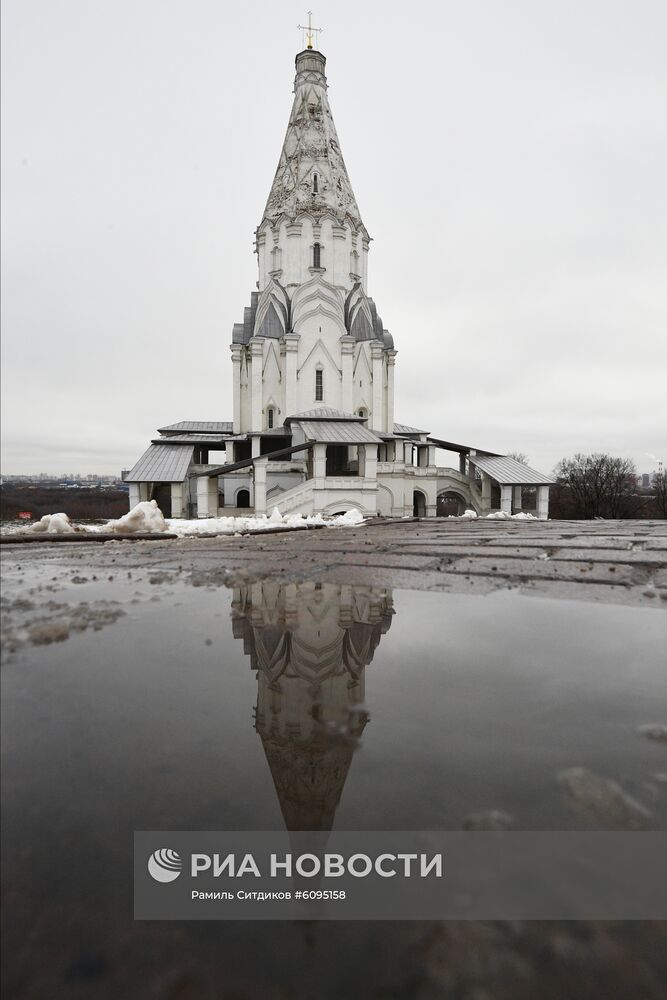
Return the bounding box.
[125,45,554,520]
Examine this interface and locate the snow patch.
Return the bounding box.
[102,500,168,534]
[446,509,538,521]
[165,506,366,536]
[10,502,367,539]
[448,509,478,520]
[28,513,76,534]
[334,508,365,526]
[485,511,537,520]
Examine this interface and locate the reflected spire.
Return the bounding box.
[232,581,394,830]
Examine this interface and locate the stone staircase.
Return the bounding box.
[435,467,484,514]
[271,479,315,517]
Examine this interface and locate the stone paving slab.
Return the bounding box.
[2,519,666,608]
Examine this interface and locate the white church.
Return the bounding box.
[126,43,553,521]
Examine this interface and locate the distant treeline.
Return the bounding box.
[0,485,129,522]
[549,454,666,520]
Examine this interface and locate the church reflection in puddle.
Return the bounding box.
[231,581,394,831]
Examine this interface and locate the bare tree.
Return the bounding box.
[507,452,529,464]
[554,453,638,519]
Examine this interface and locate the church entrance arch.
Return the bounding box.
[236,488,250,509]
[412,490,426,518]
[437,491,467,517]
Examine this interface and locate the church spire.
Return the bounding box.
[261,47,366,235]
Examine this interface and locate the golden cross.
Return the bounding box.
[297,10,323,50]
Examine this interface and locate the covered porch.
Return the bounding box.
[468,455,555,519]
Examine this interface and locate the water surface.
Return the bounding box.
[2,577,665,998]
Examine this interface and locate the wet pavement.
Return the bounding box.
[4,517,665,607]
[1,519,666,998]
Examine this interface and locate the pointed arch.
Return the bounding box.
[262,340,282,380]
[253,279,290,339]
[352,344,373,381]
[291,277,346,338]
[297,338,343,379]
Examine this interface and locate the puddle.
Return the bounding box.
[2,578,666,998]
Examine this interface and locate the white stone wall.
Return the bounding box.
[257,215,366,295]
[235,274,394,432]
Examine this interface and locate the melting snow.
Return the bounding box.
[27,512,76,534]
[485,511,537,520]
[447,509,538,521]
[165,506,365,536]
[20,503,365,538]
[102,500,168,534]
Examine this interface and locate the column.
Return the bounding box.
[128,484,141,508]
[209,478,219,514]
[231,344,243,433]
[197,477,211,518]
[285,222,303,285]
[363,443,377,484]
[170,482,184,518]
[425,480,437,518]
[500,485,513,515]
[249,338,263,432]
[254,459,268,516]
[256,231,266,288]
[341,336,354,413]
[537,485,550,520]
[313,443,327,486]
[251,436,261,458]
[481,472,492,512]
[332,225,347,287]
[370,341,384,431]
[386,350,397,434]
[361,236,370,291]
[459,453,467,476]
[283,333,299,418]
[512,485,522,512]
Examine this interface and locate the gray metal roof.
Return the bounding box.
[286,407,364,422]
[253,426,290,437]
[471,455,556,485]
[428,436,502,457]
[151,434,235,445]
[158,421,234,434]
[394,422,428,436]
[125,444,194,483]
[232,292,260,345]
[296,419,384,444]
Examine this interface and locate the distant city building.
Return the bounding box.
[126,45,553,520]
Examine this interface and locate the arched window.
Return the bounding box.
[313,242,321,269]
[312,173,319,194]
[267,407,275,429]
[315,368,323,401]
[358,408,367,419]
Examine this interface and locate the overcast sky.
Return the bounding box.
[2,0,665,476]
